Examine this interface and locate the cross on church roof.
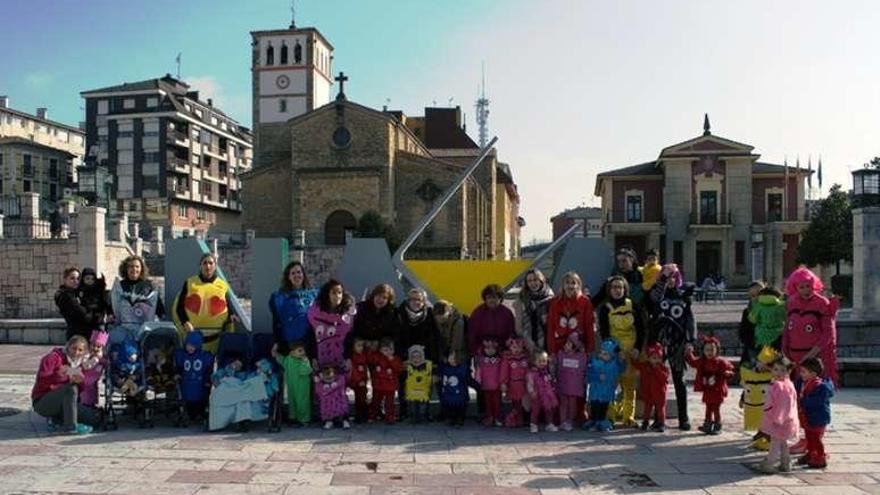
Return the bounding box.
[335,72,349,101]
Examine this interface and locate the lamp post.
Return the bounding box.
[851,167,880,319]
[852,167,880,208]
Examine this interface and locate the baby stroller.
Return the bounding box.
[139,325,184,428]
[252,332,283,432]
[207,332,280,432]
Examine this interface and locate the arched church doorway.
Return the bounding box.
[324,210,357,245]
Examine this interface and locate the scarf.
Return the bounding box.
[404,304,427,325]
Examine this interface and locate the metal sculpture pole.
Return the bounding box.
[502,223,580,293]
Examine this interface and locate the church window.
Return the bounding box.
[332,126,352,148]
[266,43,275,65]
[294,41,303,64]
[324,210,357,245]
[279,99,287,113]
[280,43,288,64]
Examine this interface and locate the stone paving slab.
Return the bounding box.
[0,370,879,494]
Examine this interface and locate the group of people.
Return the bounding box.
[34,247,839,473]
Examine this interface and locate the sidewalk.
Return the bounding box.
[1,344,879,494]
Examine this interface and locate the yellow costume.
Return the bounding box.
[641,262,661,292]
[740,346,776,450]
[404,361,433,402]
[607,300,638,426]
[173,275,233,354]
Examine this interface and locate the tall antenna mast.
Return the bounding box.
[475,62,490,148]
[175,52,182,79]
[289,0,296,28]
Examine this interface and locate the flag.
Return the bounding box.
[807,155,813,189]
[818,156,823,189]
[784,156,789,220]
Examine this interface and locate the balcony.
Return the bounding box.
[167,155,190,174]
[202,144,228,160]
[168,129,189,147]
[603,208,665,235]
[689,210,733,229]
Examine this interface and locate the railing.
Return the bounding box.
[167,155,189,171]
[0,196,21,218]
[4,219,54,239]
[605,209,663,224]
[168,129,188,143]
[689,210,733,225]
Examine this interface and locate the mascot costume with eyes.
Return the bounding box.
[174,330,214,421]
[173,273,234,355]
[740,345,777,450]
[308,302,356,369]
[599,277,645,427]
[782,267,839,385]
[647,265,697,429]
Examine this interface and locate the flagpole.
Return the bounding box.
[784,156,789,221]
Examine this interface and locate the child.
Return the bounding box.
[740,346,777,450]
[212,351,248,385]
[584,339,626,432]
[146,345,176,394]
[474,337,503,427]
[501,337,530,427]
[634,343,670,432]
[528,351,559,433]
[80,330,108,408]
[756,356,799,474]
[79,268,110,331]
[272,341,312,426]
[404,345,433,424]
[438,350,469,427]
[314,366,349,429]
[640,249,662,292]
[369,339,403,424]
[599,275,644,428]
[554,332,587,432]
[798,357,834,469]
[308,279,356,369]
[113,339,143,397]
[686,336,734,435]
[783,266,839,385]
[348,337,371,424]
[174,331,214,421]
[749,286,786,352]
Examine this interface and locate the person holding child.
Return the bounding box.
[32,335,100,434]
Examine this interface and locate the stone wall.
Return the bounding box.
[104,241,135,279]
[216,244,344,298]
[0,239,81,318]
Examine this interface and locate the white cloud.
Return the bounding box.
[185,75,250,124]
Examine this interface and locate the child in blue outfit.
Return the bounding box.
[798,357,834,469]
[584,339,626,432]
[438,350,469,427]
[113,339,144,397]
[174,331,214,421]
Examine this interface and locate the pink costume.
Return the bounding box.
[475,352,504,424]
[314,374,348,421]
[554,334,587,427]
[308,304,356,369]
[501,340,530,427]
[529,366,559,425]
[783,268,839,384]
[761,377,800,441]
[80,331,109,407]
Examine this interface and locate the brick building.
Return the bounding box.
[594,116,810,287]
[80,75,253,238]
[551,206,603,240]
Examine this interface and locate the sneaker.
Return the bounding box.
[640,420,650,431]
[342,420,351,430]
[493,420,503,427]
[323,421,334,430]
[790,438,807,455]
[530,423,539,433]
[679,421,691,431]
[698,422,713,434]
[62,423,93,435]
[561,422,573,432]
[779,460,792,473]
[709,422,722,435]
[597,420,613,432]
[754,460,778,474]
[545,424,558,432]
[796,455,811,466]
[582,420,596,430]
[650,422,666,432]
[46,419,58,433]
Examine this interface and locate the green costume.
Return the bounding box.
[276,355,312,423]
[748,294,786,348]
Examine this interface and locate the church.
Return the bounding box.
[241,19,522,260]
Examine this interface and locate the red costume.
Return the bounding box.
[546,293,595,355]
[349,350,371,422]
[685,336,734,426]
[500,338,530,427]
[634,343,670,425]
[369,353,403,423]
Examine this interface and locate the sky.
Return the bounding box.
[3,0,879,243]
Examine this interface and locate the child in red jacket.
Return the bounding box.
[369,338,403,424]
[634,342,670,432]
[348,337,371,423]
[686,336,735,435]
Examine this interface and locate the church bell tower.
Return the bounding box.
[250,8,334,167]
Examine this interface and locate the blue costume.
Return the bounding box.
[269,288,318,345]
[584,339,626,431]
[112,339,144,396]
[174,331,214,418]
[438,362,469,426]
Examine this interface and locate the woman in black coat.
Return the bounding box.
[351,283,399,352]
[55,267,90,340]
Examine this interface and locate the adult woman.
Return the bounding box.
[397,288,440,364]
[110,255,165,342]
[31,335,100,434]
[269,262,318,350]
[55,267,90,340]
[434,299,468,364]
[467,284,516,357]
[546,272,595,355]
[513,269,554,352]
[352,283,399,351]
[173,253,236,354]
[595,247,644,308]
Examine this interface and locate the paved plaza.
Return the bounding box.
[1,345,879,495]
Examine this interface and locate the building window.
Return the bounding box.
[146,96,159,108]
[23,180,31,192]
[625,194,642,222]
[699,190,718,224]
[123,98,135,109]
[143,175,159,190]
[49,159,58,179]
[49,183,57,201]
[179,205,189,218]
[97,100,108,114]
[23,154,33,177]
[266,43,274,65]
[673,241,683,269]
[767,193,783,222]
[143,151,161,163]
[196,209,207,220]
[294,41,302,63]
[280,43,288,64]
[279,99,287,113]
[735,240,746,272]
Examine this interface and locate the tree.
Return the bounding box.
[356,210,403,253]
[865,156,880,169]
[796,184,853,275]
